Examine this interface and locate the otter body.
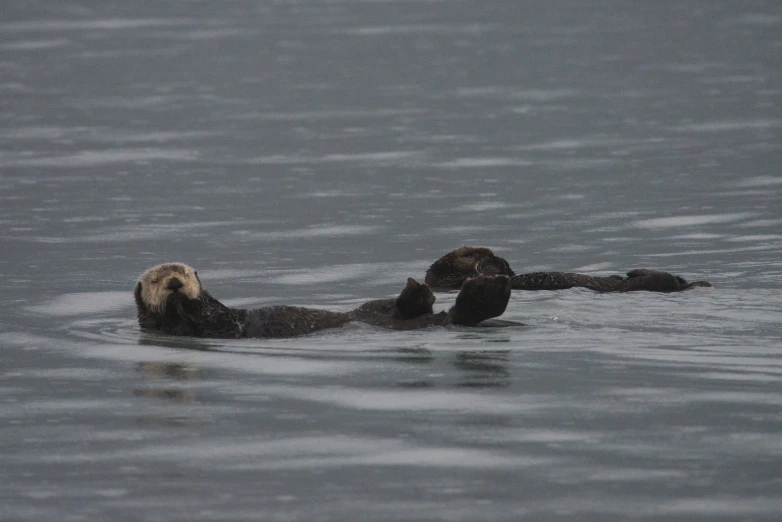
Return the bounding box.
[425,247,712,293]
[510,270,708,292]
[134,264,511,339]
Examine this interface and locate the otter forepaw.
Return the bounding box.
[394,277,436,319]
[166,292,203,320]
[449,274,511,326]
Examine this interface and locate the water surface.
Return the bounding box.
[1,1,781,520]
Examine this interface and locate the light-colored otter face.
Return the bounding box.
[137,263,201,312]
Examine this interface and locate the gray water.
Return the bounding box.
[2,1,782,520]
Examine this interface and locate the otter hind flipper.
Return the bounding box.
[620,271,685,292]
[448,274,511,326]
[622,269,712,292]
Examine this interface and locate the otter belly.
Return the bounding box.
[243,306,353,338]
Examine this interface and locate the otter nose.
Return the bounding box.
[167,277,184,291]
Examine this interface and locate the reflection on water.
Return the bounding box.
[453,351,511,388]
[137,361,203,380]
[394,346,435,364]
[133,361,200,431]
[133,388,196,403]
[1,0,782,520]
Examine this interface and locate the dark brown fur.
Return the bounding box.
[426,247,712,293]
[425,247,514,289]
[134,265,512,339]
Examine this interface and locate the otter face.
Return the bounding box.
[136,263,201,312]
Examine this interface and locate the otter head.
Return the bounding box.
[449,246,497,273]
[426,247,515,289]
[134,263,201,313]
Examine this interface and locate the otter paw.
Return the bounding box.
[166,291,203,320]
[394,278,436,319]
[474,256,515,277]
[449,274,511,326]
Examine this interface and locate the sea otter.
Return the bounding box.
[425,246,712,292]
[134,263,511,339]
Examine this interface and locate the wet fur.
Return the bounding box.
[134,263,512,339]
[426,247,712,292]
[425,247,515,289]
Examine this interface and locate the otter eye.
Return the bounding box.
[151,279,159,284]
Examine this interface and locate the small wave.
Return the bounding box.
[0,148,198,168]
[434,157,532,168]
[633,213,754,229]
[455,201,513,212]
[674,119,782,132]
[344,24,496,37]
[0,18,195,33]
[234,225,380,241]
[734,176,782,188]
[256,384,542,414]
[0,39,69,50]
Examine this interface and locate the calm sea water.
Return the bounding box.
[2,1,781,520]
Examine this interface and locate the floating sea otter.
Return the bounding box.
[425,247,712,292]
[134,263,511,338]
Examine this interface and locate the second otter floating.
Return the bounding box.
[134,263,511,339]
[425,246,712,292]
